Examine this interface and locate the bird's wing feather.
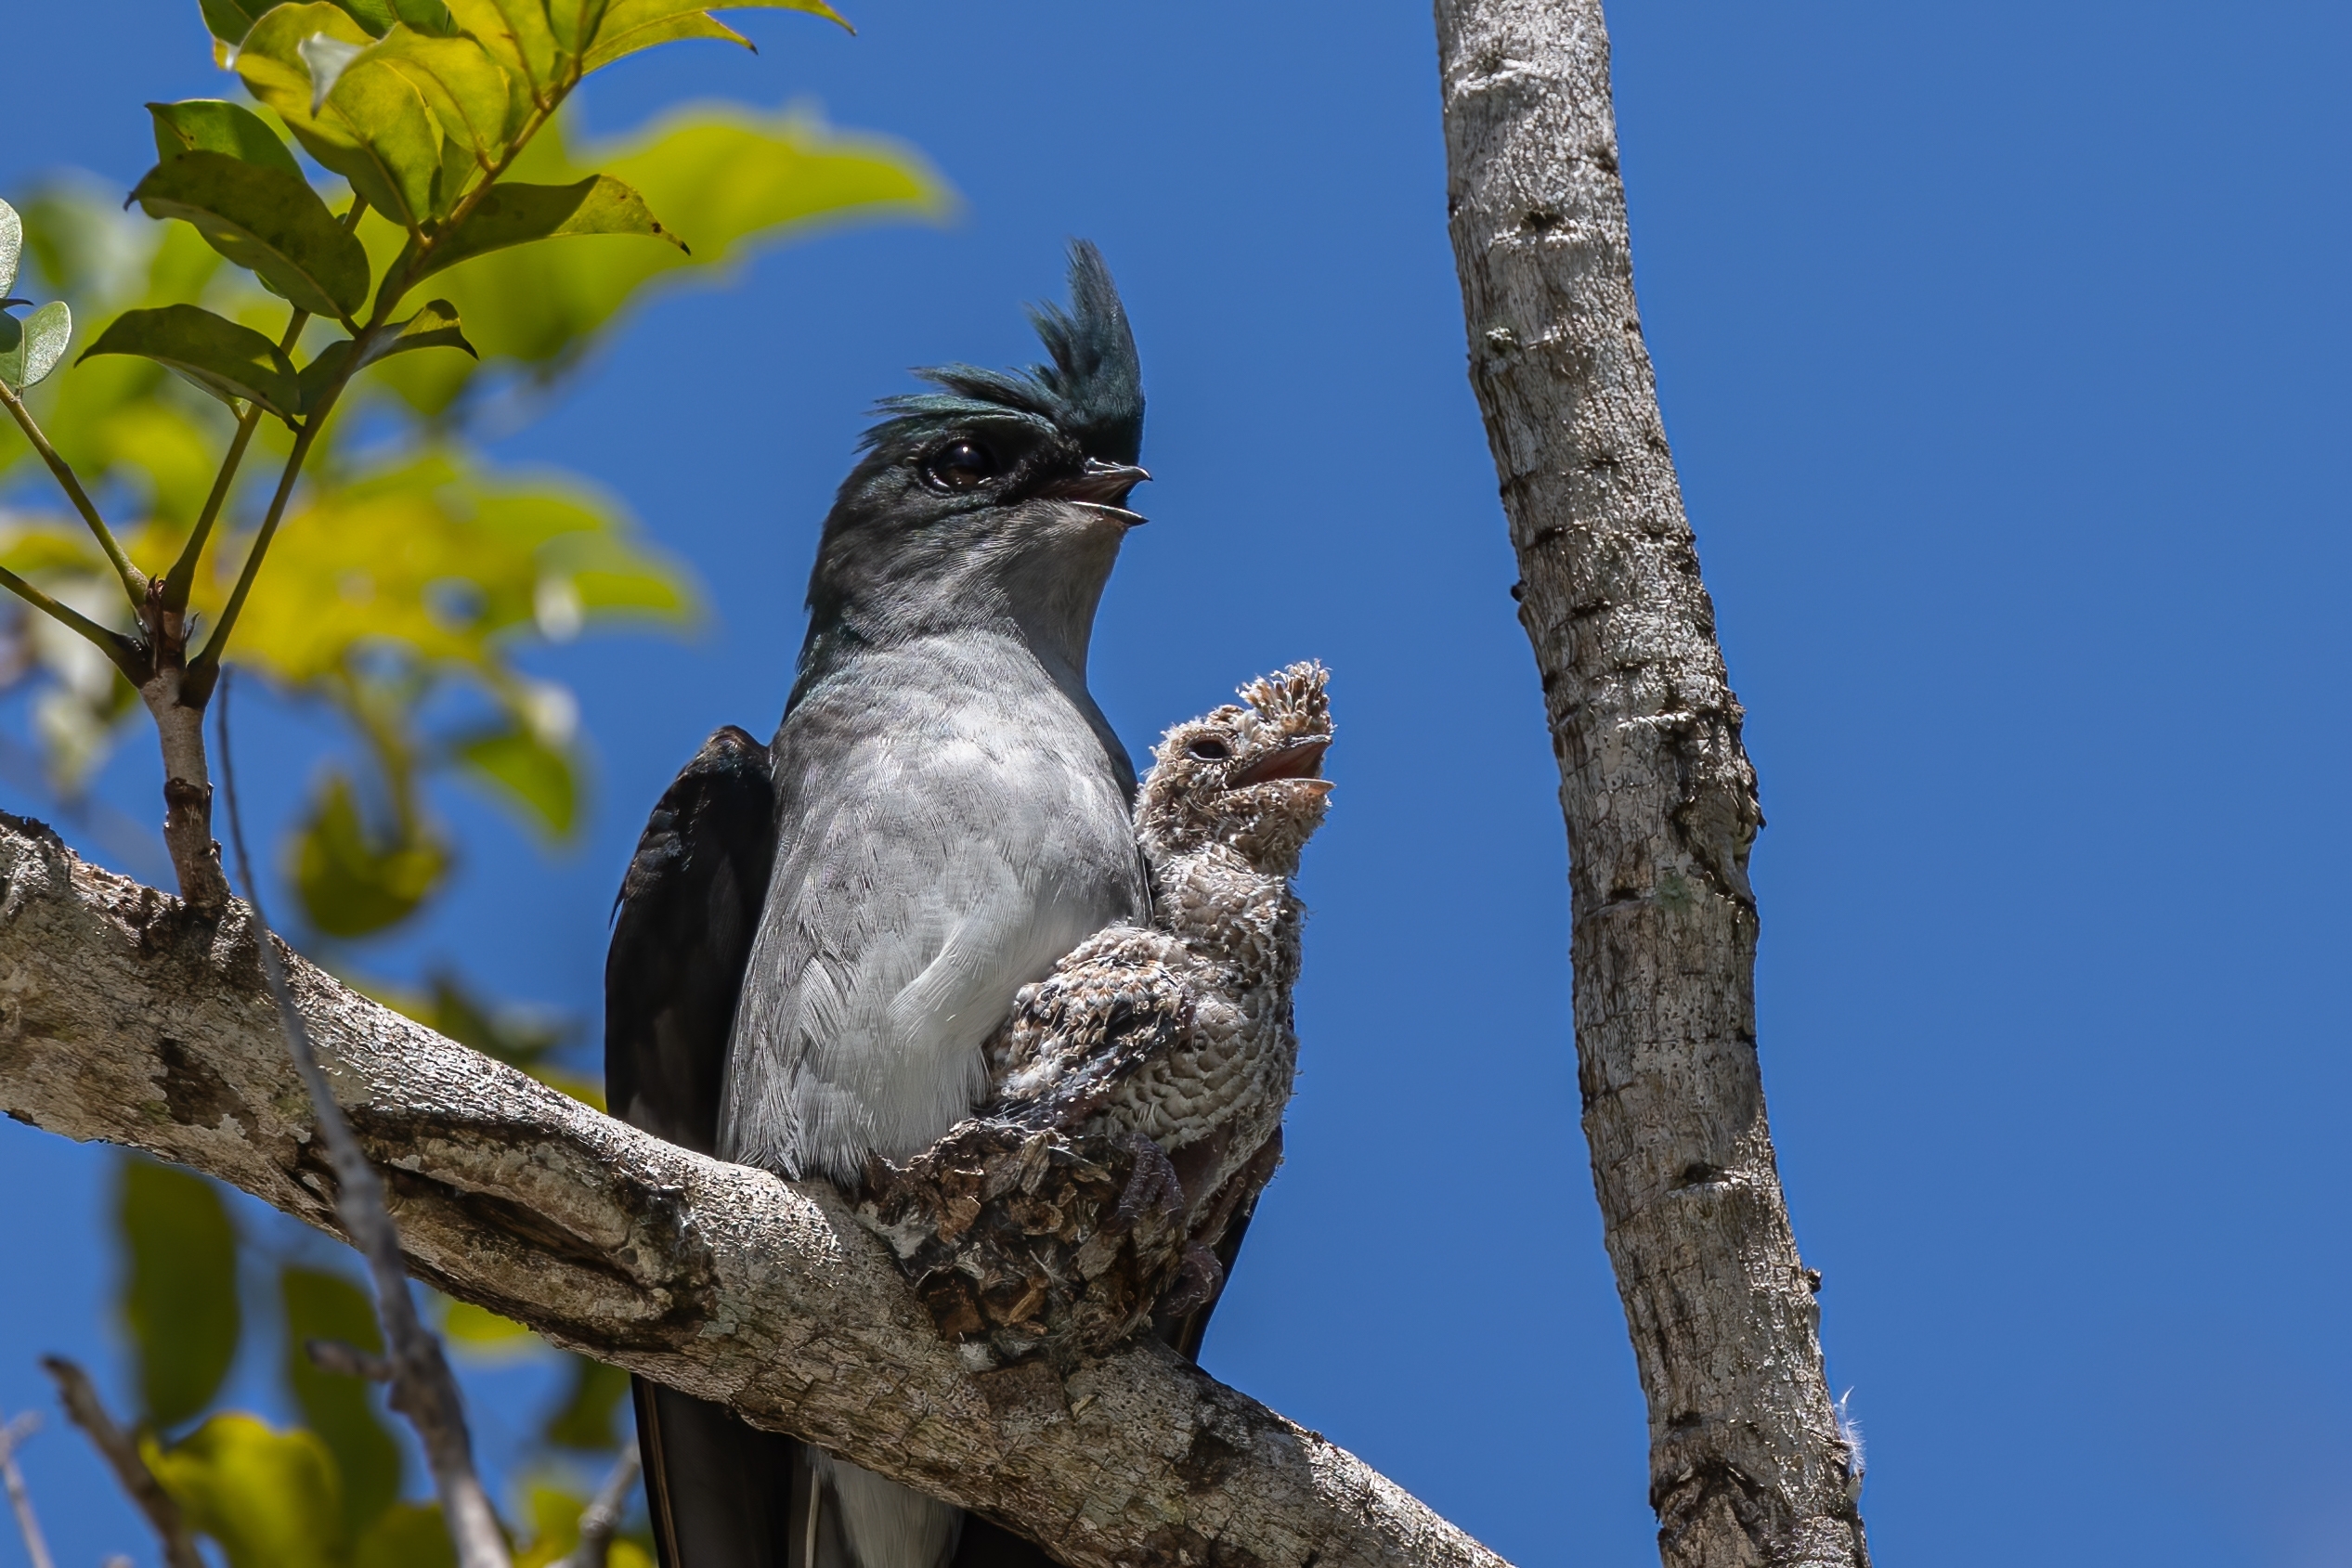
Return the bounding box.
[604,726,790,1568]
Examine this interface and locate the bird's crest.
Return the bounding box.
[864,240,1145,464]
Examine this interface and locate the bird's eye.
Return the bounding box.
[923,439,997,491]
[1188,737,1230,760]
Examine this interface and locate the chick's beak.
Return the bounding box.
[1230,736,1330,786]
[1042,458,1150,517]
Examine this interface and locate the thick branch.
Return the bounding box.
[1433,2,1867,1563]
[0,818,1504,1568]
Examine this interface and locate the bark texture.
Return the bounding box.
[0,818,1506,1568]
[1432,4,1869,1564]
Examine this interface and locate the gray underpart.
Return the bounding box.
[811,1451,965,1568]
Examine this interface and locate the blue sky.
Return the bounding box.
[5,3,2350,1566]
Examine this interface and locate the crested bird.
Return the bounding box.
[606,244,1165,1568]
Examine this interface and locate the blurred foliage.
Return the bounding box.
[5,0,952,1562]
[119,1159,242,1431]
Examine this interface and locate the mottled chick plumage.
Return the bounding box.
[856,664,1332,1367]
[991,660,1332,1214]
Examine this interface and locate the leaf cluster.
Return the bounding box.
[110,1159,649,1568]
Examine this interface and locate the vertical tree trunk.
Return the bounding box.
[1430,4,1870,1564]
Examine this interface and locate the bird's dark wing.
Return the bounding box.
[607,725,778,1156]
[605,726,796,1568]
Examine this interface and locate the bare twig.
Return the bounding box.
[215,674,512,1568]
[0,1411,57,1568]
[553,1443,641,1568]
[39,1356,204,1568]
[0,382,144,611]
[305,1338,395,1382]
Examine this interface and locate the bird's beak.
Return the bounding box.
[1230,736,1330,786]
[1041,458,1150,519]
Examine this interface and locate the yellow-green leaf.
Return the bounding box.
[584,0,847,69]
[117,1159,240,1431]
[544,0,615,55]
[292,772,450,938]
[454,719,577,836]
[299,297,476,410]
[365,27,527,162]
[354,1503,458,1568]
[541,1354,630,1449]
[129,152,370,321]
[148,100,307,182]
[80,304,297,416]
[0,301,72,391]
[443,0,559,97]
[148,1414,346,1568]
[280,1268,403,1536]
[238,5,446,232]
[199,0,277,45]
[411,174,683,286]
[0,199,19,299]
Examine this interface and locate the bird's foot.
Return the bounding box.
[1158,1241,1226,1319]
[1111,1134,1186,1234]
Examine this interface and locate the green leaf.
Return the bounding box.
[299,297,475,410]
[328,0,398,33]
[454,719,577,836]
[360,106,940,412]
[354,1504,457,1568]
[544,0,615,55]
[80,305,299,417]
[363,28,526,164]
[442,0,559,95]
[584,0,848,69]
[198,0,276,46]
[0,199,20,299]
[0,302,72,391]
[541,1354,630,1449]
[147,99,307,181]
[292,772,450,937]
[129,153,370,321]
[410,174,682,286]
[440,1296,539,1352]
[236,4,446,232]
[148,1414,346,1568]
[117,1159,240,1431]
[280,1267,404,1536]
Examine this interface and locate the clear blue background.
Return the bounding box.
[5,3,2349,1565]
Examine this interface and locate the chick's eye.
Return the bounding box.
[1188,737,1230,760]
[924,439,997,491]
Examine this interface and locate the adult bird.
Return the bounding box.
[606,244,1175,1568]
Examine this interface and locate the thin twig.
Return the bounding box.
[305,1338,395,1382]
[0,1411,57,1568]
[0,564,140,677]
[185,418,319,694]
[553,1443,641,1568]
[0,382,144,610]
[38,1358,204,1568]
[215,671,512,1568]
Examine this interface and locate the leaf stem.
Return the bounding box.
[162,197,369,616]
[183,415,321,699]
[0,379,146,610]
[0,564,140,678]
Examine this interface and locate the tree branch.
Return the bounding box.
[217,675,509,1568]
[0,817,1508,1568]
[1432,2,1869,1563]
[0,1411,57,1568]
[39,1357,206,1568]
